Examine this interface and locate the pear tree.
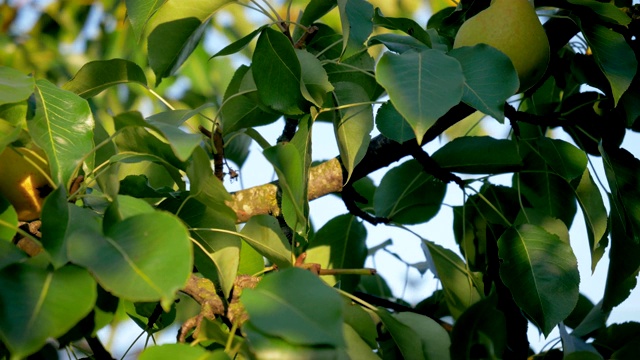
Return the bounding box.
[1,0,640,359]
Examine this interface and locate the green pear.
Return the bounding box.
[453,0,550,92]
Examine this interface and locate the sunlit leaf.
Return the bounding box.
[0,194,18,242]
[144,110,205,162]
[498,224,580,336]
[220,66,280,135]
[186,146,234,213]
[242,268,344,347]
[139,343,230,360]
[343,324,379,359]
[68,211,192,310]
[306,214,367,291]
[145,0,234,85]
[332,82,373,182]
[30,80,94,188]
[252,28,304,115]
[210,25,267,59]
[39,186,69,268]
[161,197,239,298]
[394,312,451,360]
[62,59,147,98]
[124,0,167,41]
[421,239,483,318]
[125,300,176,334]
[0,66,34,105]
[240,215,291,269]
[375,308,426,360]
[374,159,446,224]
[376,49,464,143]
[263,143,307,237]
[337,0,374,60]
[296,49,334,107]
[0,263,96,359]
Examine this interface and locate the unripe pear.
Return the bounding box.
[0,146,52,221]
[453,0,550,92]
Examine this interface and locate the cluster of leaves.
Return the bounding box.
[1,0,640,359]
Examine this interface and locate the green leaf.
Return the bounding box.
[0,240,26,269]
[263,143,307,237]
[432,136,522,174]
[125,300,176,334]
[0,194,18,242]
[162,197,239,299]
[285,115,313,240]
[448,44,519,121]
[145,110,206,162]
[600,146,640,311]
[242,268,344,347]
[332,82,373,182]
[394,312,451,360]
[559,323,603,359]
[580,22,637,106]
[30,79,94,188]
[337,0,374,60]
[342,299,377,348]
[0,264,96,359]
[374,159,446,224]
[296,49,334,107]
[573,168,608,272]
[343,324,379,359]
[306,214,367,291]
[145,0,234,85]
[124,0,166,41]
[529,138,588,181]
[0,66,34,105]
[186,146,234,211]
[252,27,304,115]
[421,239,483,318]
[323,51,381,101]
[368,33,430,53]
[238,239,265,276]
[62,59,147,98]
[220,65,280,135]
[567,0,631,25]
[592,322,640,359]
[376,49,464,143]
[210,25,267,59]
[296,0,337,35]
[498,224,580,336]
[139,344,230,360]
[516,169,577,228]
[240,215,292,269]
[450,295,506,360]
[374,308,425,360]
[67,211,192,310]
[375,100,415,143]
[39,186,69,268]
[372,8,432,47]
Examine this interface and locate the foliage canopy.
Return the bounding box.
[1,0,640,359]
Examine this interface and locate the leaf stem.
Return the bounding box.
[335,288,378,312]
